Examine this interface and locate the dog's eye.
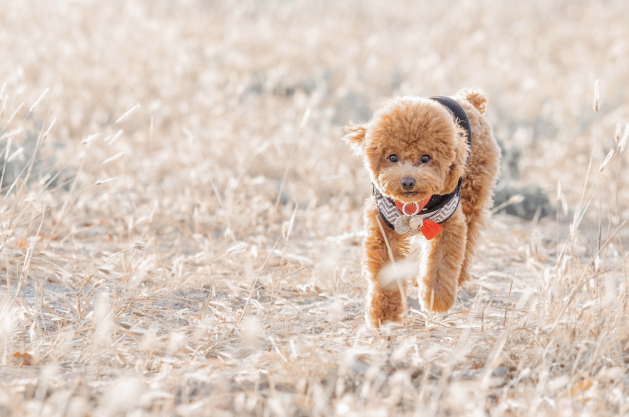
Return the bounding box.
[388,154,398,163]
[421,155,431,164]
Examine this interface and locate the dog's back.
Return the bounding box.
[454,88,501,285]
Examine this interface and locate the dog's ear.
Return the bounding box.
[342,123,367,153]
[457,87,487,115]
[442,126,470,193]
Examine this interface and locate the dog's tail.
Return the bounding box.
[457,88,487,115]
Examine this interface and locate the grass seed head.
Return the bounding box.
[168,331,185,355]
[593,79,600,112]
[377,261,416,290]
[93,293,113,345]
[242,316,263,347]
[1,1,629,415]
[133,241,147,250]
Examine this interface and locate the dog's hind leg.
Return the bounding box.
[455,94,501,285]
[363,203,409,327]
[457,204,484,286]
[417,207,467,312]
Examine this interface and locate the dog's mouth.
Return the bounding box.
[394,191,431,203]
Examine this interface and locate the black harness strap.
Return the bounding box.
[430,95,472,163]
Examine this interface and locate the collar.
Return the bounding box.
[372,96,471,239]
[373,179,462,239]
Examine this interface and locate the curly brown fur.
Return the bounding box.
[343,89,500,327]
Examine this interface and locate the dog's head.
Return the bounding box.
[343,97,469,203]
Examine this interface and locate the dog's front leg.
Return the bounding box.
[363,203,409,327]
[417,207,467,312]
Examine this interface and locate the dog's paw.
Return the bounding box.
[458,88,487,115]
[365,287,404,327]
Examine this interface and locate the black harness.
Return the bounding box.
[374,96,472,233]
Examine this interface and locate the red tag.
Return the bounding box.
[394,195,431,215]
[420,220,442,240]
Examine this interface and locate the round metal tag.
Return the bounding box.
[409,216,423,230]
[394,215,411,234]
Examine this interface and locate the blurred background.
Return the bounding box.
[2,0,628,226]
[2,1,629,415]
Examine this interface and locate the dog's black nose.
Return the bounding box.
[401,177,416,190]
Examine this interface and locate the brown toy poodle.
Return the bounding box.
[343,88,500,327]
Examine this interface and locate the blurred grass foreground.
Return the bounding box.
[1,1,629,416]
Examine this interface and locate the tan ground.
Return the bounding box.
[1,1,629,416]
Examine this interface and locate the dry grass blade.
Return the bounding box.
[1,1,629,416]
[115,104,140,124]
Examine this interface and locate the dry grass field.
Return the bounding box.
[1,0,629,415]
